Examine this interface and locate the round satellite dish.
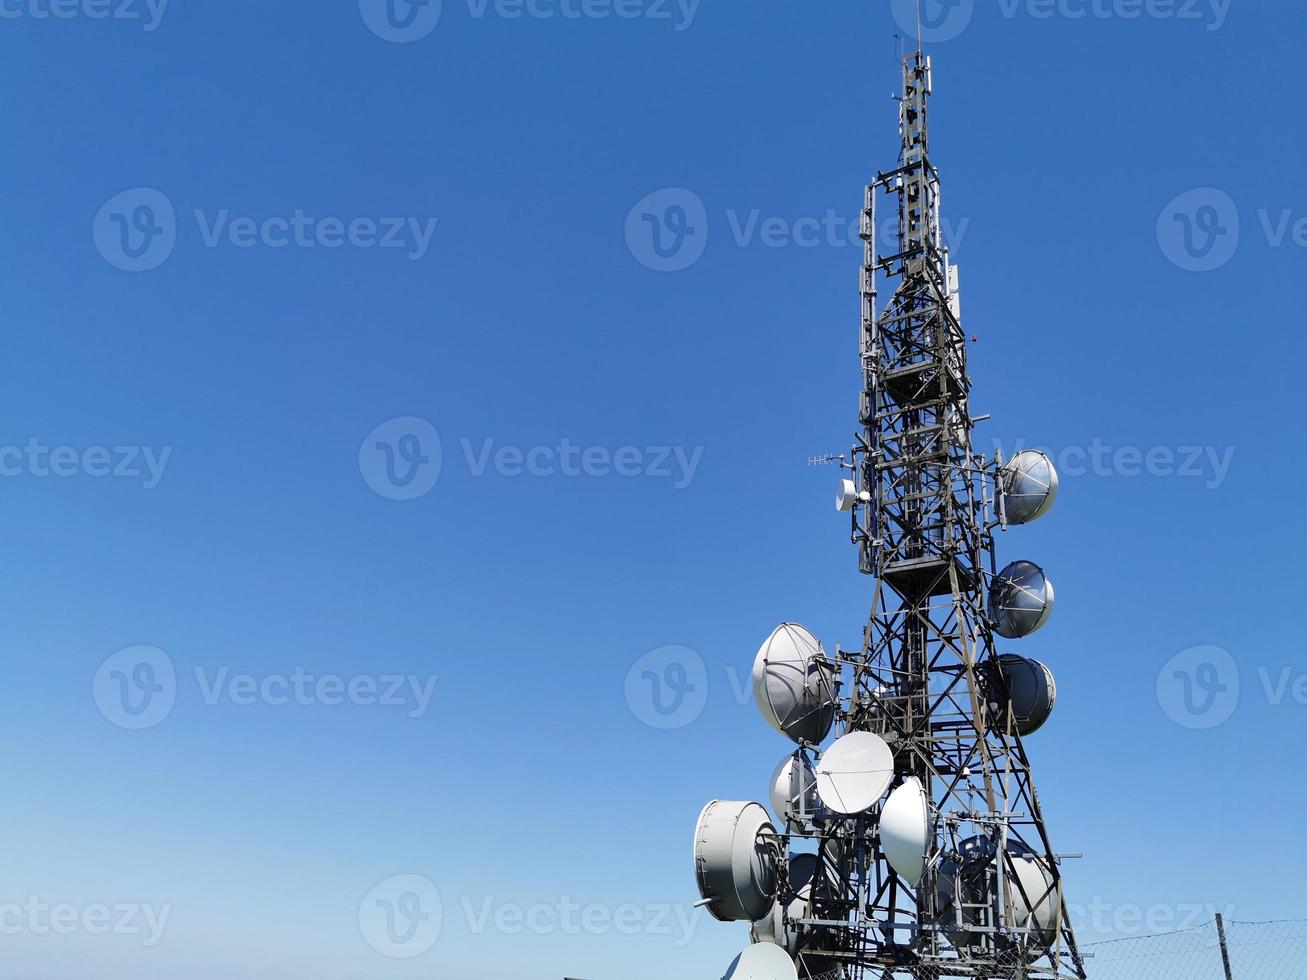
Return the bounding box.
[988,561,1055,639]
[1002,451,1060,525]
[935,836,1059,949]
[814,731,894,815]
[836,478,867,513]
[879,777,929,885]
[1006,842,1059,944]
[769,754,818,828]
[694,801,780,923]
[752,624,837,745]
[992,654,1057,736]
[721,942,799,980]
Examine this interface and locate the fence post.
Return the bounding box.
[1215,913,1236,980]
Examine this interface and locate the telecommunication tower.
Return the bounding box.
[693,51,1087,980]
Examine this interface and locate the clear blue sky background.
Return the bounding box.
[1,1,1304,978]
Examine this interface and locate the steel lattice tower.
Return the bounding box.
[821,51,1086,979]
[692,49,1087,980]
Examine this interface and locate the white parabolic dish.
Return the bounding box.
[1002,450,1060,525]
[879,777,929,885]
[694,801,779,923]
[996,654,1058,736]
[752,624,836,745]
[989,561,1056,639]
[768,754,818,827]
[722,942,800,980]
[836,478,859,513]
[1008,848,1059,943]
[814,731,894,815]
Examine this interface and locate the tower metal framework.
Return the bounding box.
[693,50,1087,980]
[796,52,1086,979]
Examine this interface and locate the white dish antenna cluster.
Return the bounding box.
[986,451,1063,736]
[697,463,1069,972]
[698,623,934,974]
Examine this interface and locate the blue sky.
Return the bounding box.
[1,1,1304,978]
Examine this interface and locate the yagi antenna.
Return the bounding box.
[807,453,845,467]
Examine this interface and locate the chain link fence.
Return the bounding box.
[1083,917,1307,979]
[793,919,1307,979]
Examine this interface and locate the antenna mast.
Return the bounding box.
[694,50,1085,980]
[833,49,1086,978]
